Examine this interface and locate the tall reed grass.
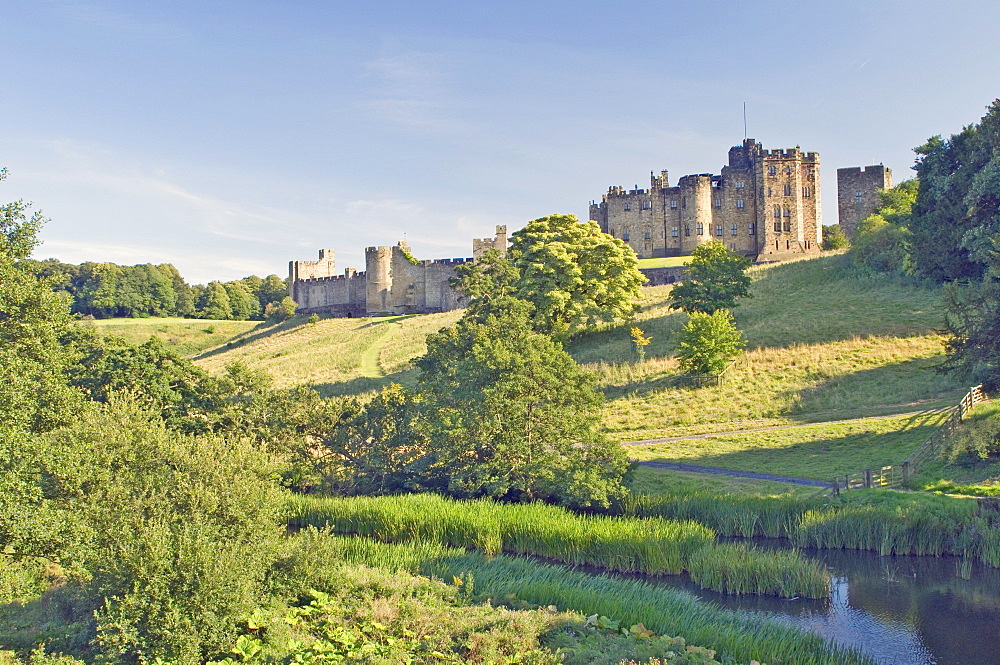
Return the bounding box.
[287,532,869,665]
[623,490,1000,567]
[286,493,830,598]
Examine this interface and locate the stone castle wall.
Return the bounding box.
[590,139,822,261]
[837,165,892,239]
[290,226,506,318]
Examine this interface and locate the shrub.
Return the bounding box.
[675,310,745,376]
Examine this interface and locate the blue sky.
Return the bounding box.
[3,0,998,283]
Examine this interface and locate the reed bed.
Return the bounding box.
[286,493,831,598]
[288,532,869,665]
[624,491,1000,566]
[689,542,830,598]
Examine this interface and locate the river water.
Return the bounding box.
[643,544,1000,665]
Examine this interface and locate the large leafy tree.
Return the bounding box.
[456,214,644,339]
[669,240,751,314]
[414,298,629,508]
[910,99,1000,281]
[850,179,918,274]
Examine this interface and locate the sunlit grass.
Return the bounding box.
[84,317,258,356]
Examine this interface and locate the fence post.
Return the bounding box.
[902,460,910,485]
[864,469,873,489]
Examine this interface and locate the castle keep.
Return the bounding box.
[836,164,893,240]
[289,226,507,317]
[589,139,822,260]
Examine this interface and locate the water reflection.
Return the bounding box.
[642,544,1000,665]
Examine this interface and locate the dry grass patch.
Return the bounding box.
[84,317,259,356]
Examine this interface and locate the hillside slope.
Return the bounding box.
[187,254,962,436]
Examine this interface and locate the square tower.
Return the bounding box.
[837,165,893,239]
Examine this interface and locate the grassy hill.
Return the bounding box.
[86,253,977,490]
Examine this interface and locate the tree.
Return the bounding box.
[198,280,232,319]
[850,179,917,274]
[822,224,849,250]
[675,310,746,376]
[458,214,644,339]
[224,279,260,320]
[910,100,1000,281]
[414,299,629,508]
[0,170,83,433]
[669,241,751,314]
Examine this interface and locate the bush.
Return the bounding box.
[675,310,745,376]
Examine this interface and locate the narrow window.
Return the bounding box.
[731,224,738,236]
[785,165,792,175]
[803,187,811,197]
[642,200,652,210]
[735,181,745,189]
[624,202,631,211]
[768,165,776,176]
[697,223,704,235]
[768,187,773,196]
[736,199,744,209]
[644,226,652,240]
[783,184,792,196]
[783,220,791,232]
[715,224,722,236]
[783,206,791,217]
[684,225,691,236]
[748,223,756,235]
[671,226,679,237]
[774,221,782,232]
[622,227,630,241]
[670,199,678,209]
[714,198,722,208]
[855,191,863,204]
[773,206,781,219]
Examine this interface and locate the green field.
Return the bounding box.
[636,255,691,269]
[84,317,259,356]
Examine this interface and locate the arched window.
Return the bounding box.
[624,202,631,211]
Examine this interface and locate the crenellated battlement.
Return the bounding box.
[290,226,504,318]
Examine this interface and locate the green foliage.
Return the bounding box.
[43,399,285,664]
[822,224,849,250]
[675,310,745,376]
[942,403,1000,464]
[265,296,297,323]
[0,175,82,434]
[849,180,917,274]
[910,100,1000,281]
[199,280,233,320]
[224,280,261,320]
[942,279,1000,390]
[668,241,751,314]
[416,300,629,507]
[461,214,644,338]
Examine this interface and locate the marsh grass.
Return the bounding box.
[295,533,868,665]
[626,411,952,480]
[625,489,1000,566]
[285,493,830,598]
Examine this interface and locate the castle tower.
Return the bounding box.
[755,146,821,259]
[288,249,336,303]
[365,246,393,316]
[473,225,508,258]
[677,174,715,254]
[837,165,892,239]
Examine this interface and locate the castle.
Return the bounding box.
[836,164,892,240]
[291,140,892,318]
[289,226,507,317]
[589,139,822,260]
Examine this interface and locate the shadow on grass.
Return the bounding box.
[635,413,948,480]
[191,318,300,360]
[787,357,965,422]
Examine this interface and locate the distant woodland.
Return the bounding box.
[19,258,288,320]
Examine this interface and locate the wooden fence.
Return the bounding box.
[682,359,738,388]
[831,385,987,493]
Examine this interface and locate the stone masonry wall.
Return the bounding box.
[837,165,892,239]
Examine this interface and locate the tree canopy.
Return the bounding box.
[675,310,746,376]
[668,241,751,314]
[414,298,629,507]
[455,214,645,339]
